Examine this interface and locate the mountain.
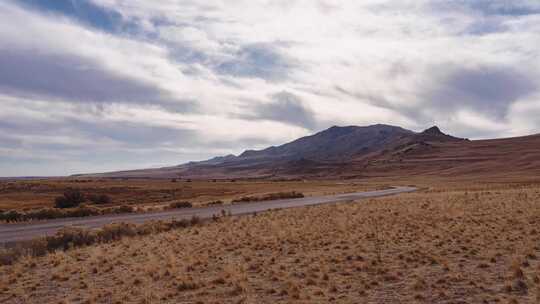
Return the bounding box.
[183,154,238,167]
[79,124,540,180]
[239,124,414,161]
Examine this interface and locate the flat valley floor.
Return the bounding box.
[2,180,540,303]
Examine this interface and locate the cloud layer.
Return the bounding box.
[1,0,540,175]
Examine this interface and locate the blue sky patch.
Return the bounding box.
[16,0,141,34]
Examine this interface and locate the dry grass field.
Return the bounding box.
[0,179,377,211]
[2,182,540,303]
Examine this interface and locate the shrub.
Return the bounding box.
[87,194,112,205]
[97,223,137,242]
[0,216,203,265]
[66,206,101,218]
[28,208,64,220]
[177,281,200,291]
[1,210,23,222]
[45,227,98,250]
[113,205,135,214]
[232,191,305,203]
[0,205,134,223]
[170,218,191,228]
[55,189,85,208]
[205,200,224,206]
[0,206,102,222]
[168,201,193,209]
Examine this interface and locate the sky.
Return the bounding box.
[1,0,540,176]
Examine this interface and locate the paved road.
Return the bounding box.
[0,186,416,244]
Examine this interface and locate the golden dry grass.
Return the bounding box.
[2,183,540,303]
[0,179,377,211]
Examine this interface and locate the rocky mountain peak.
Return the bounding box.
[422,126,444,135]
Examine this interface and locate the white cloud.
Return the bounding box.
[507,96,540,137]
[1,0,540,175]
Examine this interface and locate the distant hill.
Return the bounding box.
[78,124,540,180]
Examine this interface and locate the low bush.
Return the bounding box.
[168,201,193,209]
[87,194,112,205]
[0,205,133,223]
[232,191,304,203]
[0,210,23,222]
[205,200,224,206]
[112,205,135,214]
[65,205,101,218]
[55,189,86,208]
[24,208,64,220]
[0,216,202,265]
[45,227,98,250]
[97,223,138,242]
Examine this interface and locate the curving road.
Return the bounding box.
[0,186,416,244]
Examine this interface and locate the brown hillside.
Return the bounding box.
[347,133,540,181]
[78,125,540,181]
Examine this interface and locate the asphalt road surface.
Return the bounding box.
[0,186,416,244]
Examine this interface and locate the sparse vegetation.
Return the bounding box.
[87,194,112,205]
[3,183,540,303]
[0,205,134,223]
[0,179,370,211]
[0,217,201,266]
[232,191,304,203]
[54,189,85,208]
[205,200,224,206]
[167,201,193,209]
[0,179,377,223]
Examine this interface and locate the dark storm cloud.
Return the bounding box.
[0,106,273,158]
[216,43,296,82]
[72,120,198,146]
[0,49,196,112]
[335,86,395,110]
[241,91,317,129]
[0,112,199,149]
[0,49,161,103]
[334,85,424,124]
[335,63,539,128]
[427,65,537,119]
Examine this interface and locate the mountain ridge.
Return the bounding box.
[77,124,540,180]
[237,124,414,162]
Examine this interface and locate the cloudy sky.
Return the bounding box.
[1,0,540,176]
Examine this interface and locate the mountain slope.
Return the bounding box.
[239,124,414,161]
[79,124,540,180]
